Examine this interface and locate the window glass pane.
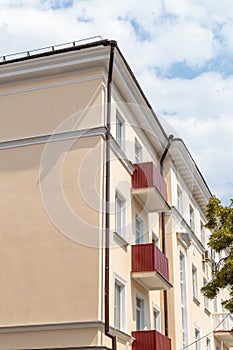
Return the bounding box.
[116,114,124,149]
[177,185,182,212]
[201,221,205,245]
[136,297,144,331]
[180,252,188,347]
[114,281,124,330]
[115,192,126,237]
[206,338,211,350]
[135,140,142,163]
[153,308,161,331]
[152,233,159,247]
[190,205,195,231]
[192,265,198,300]
[203,278,209,310]
[214,297,218,313]
[195,328,201,350]
[135,214,144,244]
[114,283,121,329]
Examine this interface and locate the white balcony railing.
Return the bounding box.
[213,313,233,331]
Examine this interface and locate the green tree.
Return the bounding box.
[201,197,233,312]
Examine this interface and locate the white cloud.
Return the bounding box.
[163,115,233,204]
[0,0,232,203]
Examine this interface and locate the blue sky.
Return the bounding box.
[0,0,232,204]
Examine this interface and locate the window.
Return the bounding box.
[115,191,126,238]
[135,214,144,244]
[213,297,218,313]
[192,265,199,302]
[195,328,201,350]
[203,278,210,311]
[114,278,126,331]
[135,139,142,163]
[180,251,189,347]
[116,112,124,149]
[206,337,211,350]
[152,232,159,247]
[177,185,183,213]
[190,205,195,231]
[200,221,205,246]
[153,305,161,332]
[136,296,145,330]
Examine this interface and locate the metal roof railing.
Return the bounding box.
[0,35,102,64]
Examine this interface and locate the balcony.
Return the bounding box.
[131,244,172,290]
[213,313,233,347]
[132,162,170,212]
[132,330,171,350]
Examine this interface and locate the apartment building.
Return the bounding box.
[0,38,232,350]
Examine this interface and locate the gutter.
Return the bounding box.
[160,134,174,175]
[105,40,117,350]
[159,134,174,337]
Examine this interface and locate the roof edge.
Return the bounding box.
[0,38,112,66]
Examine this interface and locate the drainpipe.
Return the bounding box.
[105,40,117,350]
[159,134,174,337]
[160,134,174,176]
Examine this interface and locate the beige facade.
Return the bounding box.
[0,39,232,350]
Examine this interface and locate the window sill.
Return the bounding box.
[193,297,200,306]
[204,308,211,316]
[113,232,129,248]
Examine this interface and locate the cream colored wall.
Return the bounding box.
[0,69,105,142]
[108,135,164,339]
[111,100,160,167]
[165,215,183,349]
[186,245,214,348]
[0,50,168,350]
[164,158,232,350]
[0,136,103,326]
[167,219,214,350]
[0,327,99,350]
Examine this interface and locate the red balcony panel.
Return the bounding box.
[132,330,171,350]
[132,162,169,212]
[131,244,172,290]
[132,162,167,200]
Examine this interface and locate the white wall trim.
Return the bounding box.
[0,75,103,97]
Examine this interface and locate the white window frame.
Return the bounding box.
[206,336,211,350]
[136,291,146,331]
[152,231,160,247]
[116,111,125,150]
[200,221,205,246]
[114,273,127,332]
[192,264,199,302]
[213,297,218,313]
[195,327,201,350]
[190,205,195,231]
[135,138,142,163]
[177,185,183,213]
[180,249,189,347]
[135,213,144,244]
[152,303,161,332]
[115,190,126,239]
[203,278,210,311]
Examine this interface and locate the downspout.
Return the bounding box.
[105,40,117,350]
[160,134,174,177]
[159,134,174,337]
